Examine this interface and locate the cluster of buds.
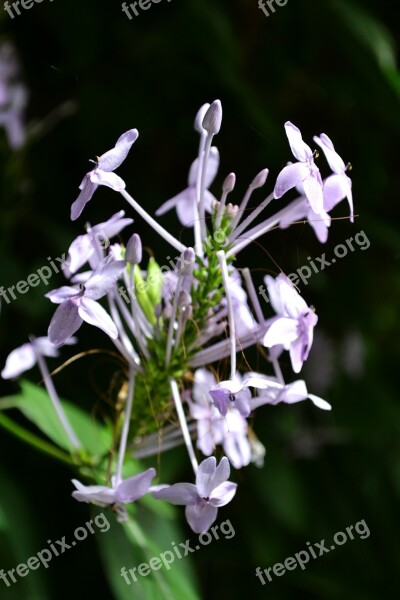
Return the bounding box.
[2,100,353,532]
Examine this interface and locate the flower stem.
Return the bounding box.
[115,367,135,486]
[169,378,198,475]
[217,250,236,379]
[120,189,186,253]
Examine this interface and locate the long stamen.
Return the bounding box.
[228,191,274,244]
[170,378,198,474]
[241,268,264,323]
[229,169,269,231]
[227,196,305,257]
[115,367,135,486]
[31,339,81,450]
[217,250,236,379]
[120,189,186,253]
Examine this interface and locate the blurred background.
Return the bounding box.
[1,0,400,598]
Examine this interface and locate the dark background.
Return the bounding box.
[1,0,400,598]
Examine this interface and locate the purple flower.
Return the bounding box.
[71,468,156,506]
[251,379,331,411]
[209,373,282,418]
[151,456,237,533]
[279,197,331,243]
[1,336,75,379]
[64,210,133,277]
[263,274,318,373]
[46,256,126,345]
[188,369,252,469]
[274,122,323,214]
[314,133,354,223]
[155,147,219,226]
[70,129,138,221]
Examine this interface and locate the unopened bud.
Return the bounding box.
[125,233,142,265]
[202,100,222,135]
[194,103,211,133]
[251,168,269,189]
[223,172,236,193]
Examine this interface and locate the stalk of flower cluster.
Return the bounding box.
[227,195,305,257]
[241,268,265,323]
[115,367,135,486]
[228,191,275,245]
[229,169,269,231]
[215,172,236,230]
[120,189,186,253]
[31,339,81,450]
[170,378,198,474]
[217,250,236,379]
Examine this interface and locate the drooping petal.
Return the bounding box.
[208,388,229,416]
[308,393,332,411]
[302,170,324,214]
[151,483,198,505]
[97,210,134,238]
[209,481,238,507]
[155,195,180,217]
[45,286,79,304]
[1,343,36,379]
[78,298,118,339]
[281,380,308,403]
[48,300,83,346]
[223,433,251,469]
[90,169,126,191]
[71,176,98,221]
[263,317,298,349]
[185,502,218,534]
[274,162,309,199]
[64,235,94,276]
[98,129,138,172]
[323,174,353,222]
[71,479,116,505]
[307,207,331,243]
[289,336,305,373]
[115,468,156,503]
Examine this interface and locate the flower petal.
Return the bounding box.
[151,483,198,505]
[115,468,156,503]
[274,162,309,199]
[263,317,298,349]
[308,393,332,411]
[71,176,98,221]
[188,146,219,188]
[303,171,324,214]
[185,503,218,533]
[1,343,36,379]
[284,122,313,162]
[48,300,83,346]
[71,479,116,505]
[90,169,126,191]
[314,133,346,174]
[98,129,138,172]
[45,286,79,304]
[78,298,118,339]
[209,481,238,507]
[196,456,217,498]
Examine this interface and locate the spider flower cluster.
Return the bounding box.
[2,100,353,533]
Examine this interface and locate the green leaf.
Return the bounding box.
[4,380,112,457]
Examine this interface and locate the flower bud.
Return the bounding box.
[250,168,269,189]
[202,100,222,135]
[194,103,211,133]
[223,172,236,193]
[125,233,142,265]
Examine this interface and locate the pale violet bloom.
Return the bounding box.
[279,196,331,244]
[274,122,323,214]
[155,147,219,227]
[0,83,27,149]
[152,456,237,533]
[1,336,76,379]
[46,256,126,345]
[209,374,281,418]
[188,369,251,469]
[251,379,331,411]
[71,129,138,221]
[64,210,133,277]
[263,274,318,373]
[72,468,156,506]
[314,133,354,223]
